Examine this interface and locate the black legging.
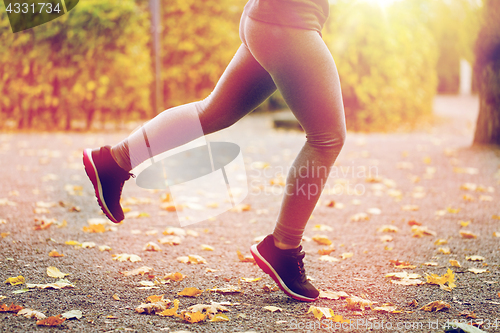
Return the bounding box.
[112,13,346,247]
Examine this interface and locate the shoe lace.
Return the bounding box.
[295,252,307,283]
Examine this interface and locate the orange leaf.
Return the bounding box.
[180,311,206,323]
[178,287,203,297]
[0,303,23,313]
[82,224,106,233]
[237,250,255,263]
[163,272,186,282]
[36,314,66,326]
[146,295,164,303]
[48,250,64,257]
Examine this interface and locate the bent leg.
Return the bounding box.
[243,17,347,248]
[112,44,276,171]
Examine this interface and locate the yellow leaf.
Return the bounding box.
[48,250,64,257]
[313,224,334,231]
[112,254,141,262]
[98,245,111,252]
[446,207,460,214]
[236,250,255,263]
[425,268,455,290]
[377,225,398,233]
[146,295,165,303]
[157,299,180,317]
[312,235,332,245]
[143,242,161,251]
[112,294,120,301]
[210,314,229,322]
[180,311,206,323]
[200,244,214,251]
[163,272,187,282]
[241,277,262,283]
[176,255,207,264]
[178,287,203,297]
[411,226,437,237]
[341,252,353,259]
[449,259,461,267]
[4,276,25,286]
[438,247,451,254]
[65,240,80,246]
[307,305,333,320]
[82,224,106,233]
[47,267,69,278]
[434,239,448,245]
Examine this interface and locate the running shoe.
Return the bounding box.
[250,234,319,302]
[83,145,133,223]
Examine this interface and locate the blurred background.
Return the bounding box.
[0,0,497,143]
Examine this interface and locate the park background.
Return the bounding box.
[0,0,498,143]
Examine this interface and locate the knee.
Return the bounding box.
[306,125,346,164]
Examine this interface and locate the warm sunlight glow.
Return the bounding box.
[361,0,399,7]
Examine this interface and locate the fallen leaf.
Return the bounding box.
[135,297,171,314]
[0,303,23,313]
[26,279,75,290]
[439,247,451,255]
[157,299,180,317]
[237,250,255,263]
[425,268,456,291]
[373,305,399,313]
[178,287,203,297]
[313,224,334,231]
[81,242,96,249]
[48,250,64,257]
[434,239,448,245]
[345,296,373,311]
[377,225,399,233]
[449,259,461,267]
[389,260,416,269]
[319,255,340,262]
[380,235,393,242]
[341,252,353,259]
[460,230,478,239]
[208,285,241,294]
[82,223,106,233]
[163,272,187,282]
[411,225,437,237]
[385,272,421,280]
[468,268,488,274]
[312,235,332,245]
[210,314,230,322]
[307,305,333,320]
[419,300,450,312]
[121,266,153,277]
[319,290,349,300]
[36,314,66,326]
[423,262,438,266]
[180,311,206,323]
[391,279,424,286]
[444,322,486,333]
[112,254,142,262]
[176,255,207,264]
[112,294,120,301]
[466,255,485,261]
[263,306,282,312]
[98,245,111,251]
[47,267,69,279]
[446,207,461,214]
[4,276,25,286]
[17,309,46,320]
[65,240,80,246]
[143,242,161,251]
[241,277,262,283]
[318,245,335,255]
[61,310,83,319]
[158,236,182,245]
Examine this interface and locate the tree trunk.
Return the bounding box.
[472,0,500,145]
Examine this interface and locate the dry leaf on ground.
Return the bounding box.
[178,287,203,297]
[345,296,373,311]
[47,267,69,278]
[36,314,65,326]
[0,303,23,313]
[237,250,255,263]
[312,235,332,245]
[121,266,153,277]
[179,311,206,323]
[17,309,46,320]
[164,272,187,282]
[112,254,141,262]
[176,255,207,264]
[420,300,450,312]
[4,276,25,286]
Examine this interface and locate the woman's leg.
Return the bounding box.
[112,43,277,171]
[243,17,346,249]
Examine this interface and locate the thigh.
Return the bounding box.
[198,43,277,135]
[243,17,346,141]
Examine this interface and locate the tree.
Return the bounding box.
[473,0,500,145]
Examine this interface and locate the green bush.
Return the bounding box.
[0,0,151,130]
[323,0,438,131]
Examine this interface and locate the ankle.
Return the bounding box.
[273,237,300,250]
